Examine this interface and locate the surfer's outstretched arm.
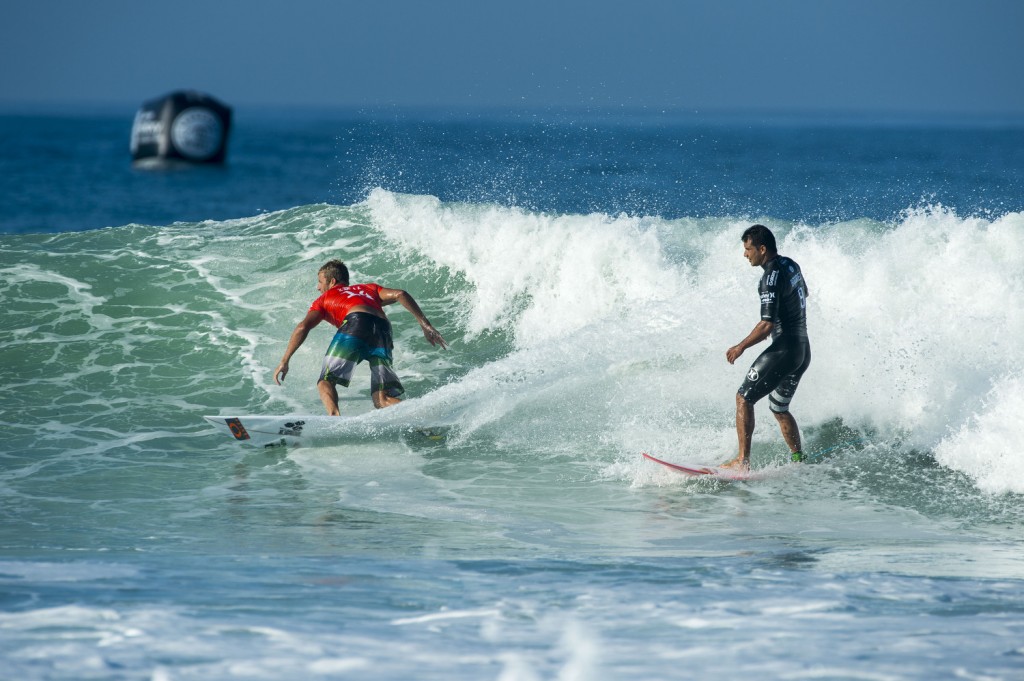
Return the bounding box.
[377,287,448,349]
[273,310,323,384]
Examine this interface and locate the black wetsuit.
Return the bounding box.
[737,255,811,412]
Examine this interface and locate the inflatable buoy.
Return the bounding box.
[130,90,232,166]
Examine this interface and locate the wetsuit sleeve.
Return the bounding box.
[759,268,780,323]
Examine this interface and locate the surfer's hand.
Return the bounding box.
[726,345,743,364]
[273,361,289,385]
[421,324,448,349]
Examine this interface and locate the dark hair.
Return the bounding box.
[318,260,349,286]
[741,224,777,253]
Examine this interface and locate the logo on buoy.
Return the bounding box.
[170,107,224,161]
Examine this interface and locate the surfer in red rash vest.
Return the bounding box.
[273,259,447,415]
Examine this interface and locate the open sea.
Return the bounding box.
[2,107,1023,680]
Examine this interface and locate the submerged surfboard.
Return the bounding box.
[205,414,448,449]
[641,451,777,481]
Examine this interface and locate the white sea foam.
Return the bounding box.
[934,372,1024,494]
[365,188,678,347]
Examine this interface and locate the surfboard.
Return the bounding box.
[641,451,773,481]
[204,415,448,449]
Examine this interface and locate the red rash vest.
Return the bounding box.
[309,283,385,328]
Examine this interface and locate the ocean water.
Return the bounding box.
[1,109,1023,680]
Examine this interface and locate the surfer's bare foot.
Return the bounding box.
[718,456,749,470]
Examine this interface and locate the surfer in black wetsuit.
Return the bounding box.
[721,224,811,470]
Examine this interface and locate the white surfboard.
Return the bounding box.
[204,414,448,449]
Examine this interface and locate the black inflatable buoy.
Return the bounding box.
[130,90,232,166]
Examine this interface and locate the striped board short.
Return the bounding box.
[319,312,405,398]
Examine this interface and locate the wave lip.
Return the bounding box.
[934,372,1024,494]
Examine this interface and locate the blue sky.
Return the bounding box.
[2,0,1022,116]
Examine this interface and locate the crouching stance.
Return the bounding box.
[273,260,447,415]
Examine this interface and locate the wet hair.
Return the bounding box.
[318,259,349,286]
[741,224,777,253]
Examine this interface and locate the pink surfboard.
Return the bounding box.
[641,452,774,481]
